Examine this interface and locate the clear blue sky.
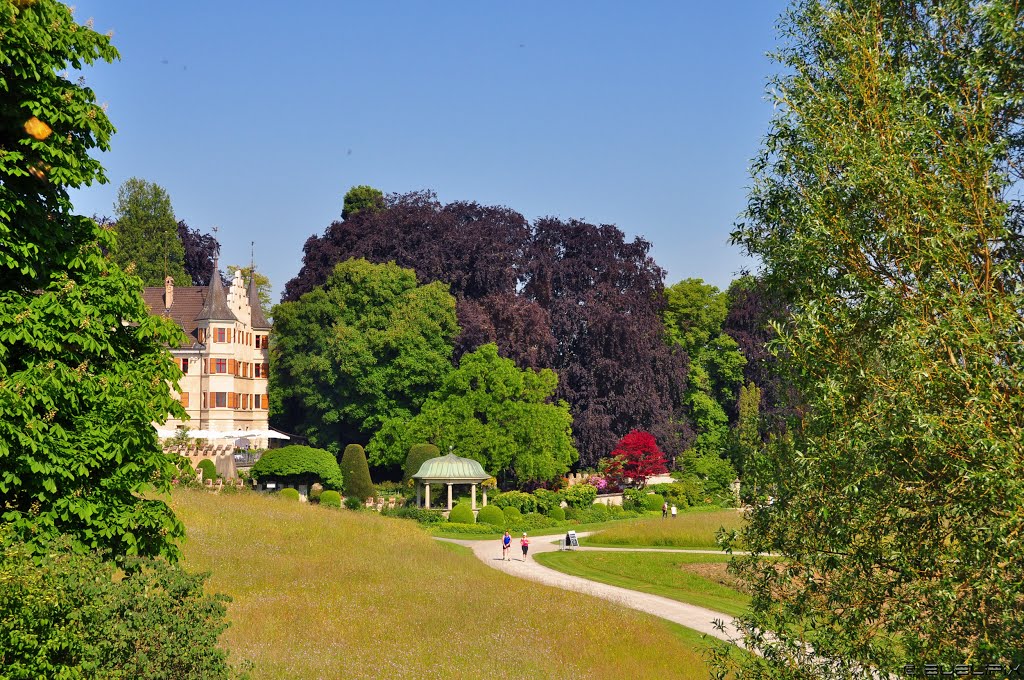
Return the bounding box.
[68,1,789,302]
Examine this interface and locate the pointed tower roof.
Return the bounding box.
[248,268,271,329]
[196,258,238,322]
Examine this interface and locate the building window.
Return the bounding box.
[180,392,189,408]
[180,358,189,374]
[215,328,226,343]
[198,328,206,344]
[213,392,227,408]
[254,363,262,378]
[215,358,227,374]
[255,334,268,349]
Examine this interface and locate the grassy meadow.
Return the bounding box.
[172,490,719,679]
[535,551,750,618]
[584,510,745,548]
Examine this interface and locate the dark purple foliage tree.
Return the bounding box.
[454,294,555,369]
[723,275,797,433]
[176,220,219,286]
[523,218,691,468]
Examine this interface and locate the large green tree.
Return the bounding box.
[720,0,1024,675]
[270,258,458,453]
[341,184,384,221]
[111,177,188,287]
[0,0,186,559]
[368,343,578,484]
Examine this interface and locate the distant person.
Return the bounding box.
[521,532,530,560]
[502,530,512,561]
[671,504,677,519]
[662,502,668,519]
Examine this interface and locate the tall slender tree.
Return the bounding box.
[720,0,1024,674]
[111,178,187,287]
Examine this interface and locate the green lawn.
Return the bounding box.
[583,510,746,548]
[172,490,722,679]
[535,551,750,618]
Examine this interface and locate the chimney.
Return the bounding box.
[164,276,174,310]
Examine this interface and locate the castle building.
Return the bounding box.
[142,260,272,445]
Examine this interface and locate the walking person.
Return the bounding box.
[502,530,511,561]
[520,532,530,560]
[662,501,668,519]
[671,504,677,519]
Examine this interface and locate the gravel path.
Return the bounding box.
[440,533,743,645]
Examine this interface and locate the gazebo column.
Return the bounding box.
[416,483,421,508]
[446,482,453,511]
[471,484,477,510]
[425,483,431,509]
[483,489,488,506]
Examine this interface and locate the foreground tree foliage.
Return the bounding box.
[0,530,237,680]
[369,344,578,484]
[720,0,1024,675]
[0,0,186,559]
[270,259,459,451]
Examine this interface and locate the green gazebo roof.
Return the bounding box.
[412,453,490,482]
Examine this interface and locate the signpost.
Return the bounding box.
[563,530,579,550]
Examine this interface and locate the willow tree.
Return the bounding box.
[721,0,1024,676]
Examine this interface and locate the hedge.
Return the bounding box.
[644,493,666,512]
[563,483,598,508]
[547,506,565,522]
[502,506,523,523]
[278,488,300,501]
[492,490,537,514]
[250,445,344,490]
[320,490,341,508]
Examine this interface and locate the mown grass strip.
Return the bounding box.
[583,510,746,549]
[535,551,750,618]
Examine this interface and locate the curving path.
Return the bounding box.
[440,533,743,646]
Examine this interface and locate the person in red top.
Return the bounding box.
[520,532,530,560]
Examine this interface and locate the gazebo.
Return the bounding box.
[412,453,491,511]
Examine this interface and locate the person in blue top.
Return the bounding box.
[502,530,512,561]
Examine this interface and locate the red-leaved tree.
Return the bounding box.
[608,430,667,488]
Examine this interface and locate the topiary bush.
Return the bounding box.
[196,459,217,483]
[644,493,666,512]
[563,483,598,508]
[403,443,440,483]
[340,444,375,501]
[547,506,565,522]
[502,506,522,523]
[320,490,341,508]
[622,488,646,512]
[250,445,344,490]
[278,488,300,501]
[447,502,476,524]
[476,504,505,527]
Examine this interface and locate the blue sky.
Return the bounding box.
[68,1,789,301]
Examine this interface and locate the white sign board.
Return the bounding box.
[566,530,579,549]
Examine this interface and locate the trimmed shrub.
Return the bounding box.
[644,493,666,512]
[533,488,564,514]
[380,507,446,524]
[278,488,300,501]
[502,506,523,524]
[547,506,566,522]
[320,490,341,508]
[491,490,538,514]
[344,496,363,510]
[196,458,217,483]
[563,483,598,509]
[403,443,440,483]
[250,445,344,490]
[340,444,375,500]
[622,488,646,512]
[448,502,475,524]
[436,523,491,535]
[476,504,505,527]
